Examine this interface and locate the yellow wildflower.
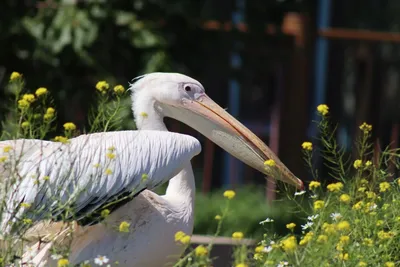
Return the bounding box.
[106,153,116,159]
[264,159,275,167]
[3,146,12,153]
[378,230,394,240]
[299,232,313,245]
[105,169,113,175]
[365,160,372,167]
[358,187,366,193]
[353,159,362,169]
[337,221,350,231]
[327,182,343,192]
[322,223,336,235]
[281,236,297,253]
[385,262,395,267]
[180,235,191,245]
[35,87,48,97]
[114,85,125,94]
[314,200,325,210]
[44,113,54,120]
[358,262,367,267]
[63,122,76,131]
[253,253,263,260]
[21,121,30,129]
[175,231,186,241]
[366,191,376,199]
[57,259,69,267]
[232,232,244,240]
[46,107,55,114]
[195,245,208,257]
[235,264,248,267]
[352,201,363,210]
[18,99,30,109]
[397,178,400,186]
[101,209,110,218]
[20,203,31,208]
[96,81,110,92]
[286,223,296,231]
[301,142,313,151]
[339,235,350,244]
[255,245,264,253]
[376,220,384,226]
[339,194,351,204]
[317,235,328,243]
[54,136,69,144]
[359,122,372,133]
[22,94,35,103]
[223,190,236,199]
[363,238,373,247]
[10,72,21,81]
[317,104,329,116]
[338,253,349,261]
[379,182,391,192]
[119,221,130,233]
[0,156,7,163]
[215,215,222,220]
[309,181,321,190]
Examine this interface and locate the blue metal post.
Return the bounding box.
[223,0,245,187]
[309,0,332,138]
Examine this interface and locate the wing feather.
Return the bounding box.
[0,130,201,232]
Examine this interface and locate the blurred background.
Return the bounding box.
[1,0,400,238]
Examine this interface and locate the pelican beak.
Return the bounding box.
[160,94,304,190]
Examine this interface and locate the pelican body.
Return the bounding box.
[0,73,303,266]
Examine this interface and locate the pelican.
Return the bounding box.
[0,73,303,266]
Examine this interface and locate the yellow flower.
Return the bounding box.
[20,203,31,208]
[385,262,395,267]
[363,238,373,247]
[21,121,30,129]
[365,160,372,167]
[358,262,367,267]
[22,94,36,103]
[378,230,394,240]
[18,99,30,109]
[255,245,264,253]
[337,221,350,231]
[317,234,328,243]
[10,72,22,81]
[264,159,275,167]
[57,258,69,267]
[339,194,351,204]
[299,232,313,245]
[114,85,125,94]
[281,236,297,253]
[46,107,55,114]
[309,181,321,190]
[352,201,363,211]
[235,264,248,267]
[105,169,113,175]
[44,113,54,120]
[175,231,186,241]
[286,223,296,231]
[35,87,48,97]
[215,215,222,220]
[253,253,263,260]
[0,156,7,163]
[232,232,244,240]
[96,81,110,92]
[397,178,400,186]
[3,146,12,153]
[180,235,191,245]
[63,122,76,131]
[106,153,116,159]
[339,235,350,244]
[314,200,325,210]
[322,223,336,235]
[101,209,110,218]
[338,253,349,261]
[327,182,344,192]
[54,136,69,144]
[359,122,372,133]
[301,142,313,151]
[223,190,236,200]
[353,159,362,169]
[376,220,384,226]
[379,182,391,192]
[119,221,130,233]
[366,191,376,199]
[317,104,329,116]
[195,245,208,257]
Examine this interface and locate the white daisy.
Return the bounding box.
[94,255,110,266]
[51,254,63,260]
[294,190,306,196]
[301,221,313,230]
[277,261,289,267]
[330,212,342,221]
[307,214,319,221]
[263,246,273,253]
[259,218,274,225]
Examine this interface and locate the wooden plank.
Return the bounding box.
[320,28,400,43]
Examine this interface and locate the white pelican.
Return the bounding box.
[0,73,303,266]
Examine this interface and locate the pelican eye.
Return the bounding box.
[184,85,191,92]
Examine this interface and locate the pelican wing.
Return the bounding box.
[0,130,201,232]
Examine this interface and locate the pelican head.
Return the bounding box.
[130,72,304,189]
